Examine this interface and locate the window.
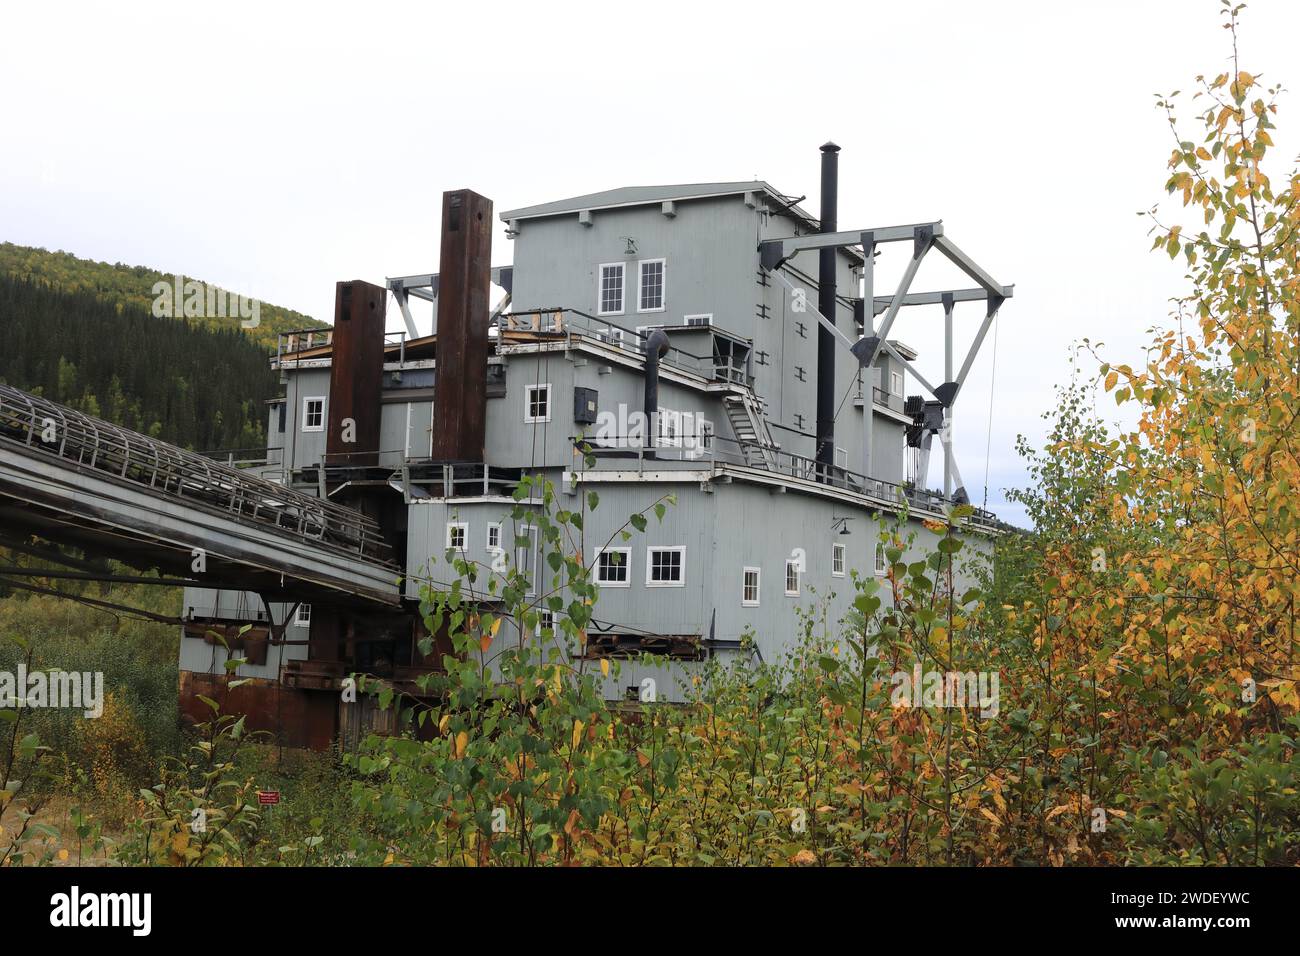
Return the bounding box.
[742,567,761,606]
[486,522,502,551]
[516,526,539,596]
[302,397,325,432]
[785,559,801,596]
[524,383,551,423]
[598,263,625,315]
[875,543,887,575]
[835,447,848,469]
[684,313,712,327]
[594,547,631,587]
[446,521,468,550]
[646,546,685,587]
[537,608,556,636]
[658,408,680,448]
[295,603,312,627]
[832,543,846,577]
[891,370,903,395]
[598,328,625,347]
[699,419,714,452]
[638,258,665,312]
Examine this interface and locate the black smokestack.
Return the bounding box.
[816,141,840,477]
[643,329,670,458]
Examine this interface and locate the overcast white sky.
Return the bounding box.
[4,0,1298,526]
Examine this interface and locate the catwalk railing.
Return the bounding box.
[0,383,394,565]
[574,431,999,530]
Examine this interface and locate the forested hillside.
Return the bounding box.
[0,274,277,452]
[0,242,325,350]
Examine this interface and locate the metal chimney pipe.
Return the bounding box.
[642,329,671,459]
[815,141,840,478]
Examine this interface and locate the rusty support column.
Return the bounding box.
[431,189,494,462]
[327,279,387,467]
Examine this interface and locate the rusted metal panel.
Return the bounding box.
[431,189,493,463]
[327,279,387,467]
[179,671,338,751]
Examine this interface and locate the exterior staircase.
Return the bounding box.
[723,393,780,469]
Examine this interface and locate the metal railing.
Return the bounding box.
[575,430,998,528]
[274,327,333,367]
[498,308,754,387]
[0,383,394,565]
[198,446,285,468]
[399,460,525,500]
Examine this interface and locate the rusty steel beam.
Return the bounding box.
[431,189,494,463]
[327,279,387,468]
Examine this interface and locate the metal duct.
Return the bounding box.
[642,329,671,458]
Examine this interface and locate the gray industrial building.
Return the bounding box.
[172,145,1013,738]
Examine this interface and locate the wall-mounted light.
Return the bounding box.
[832,517,853,536]
[620,237,638,256]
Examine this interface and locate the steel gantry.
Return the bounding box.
[759,220,1013,504]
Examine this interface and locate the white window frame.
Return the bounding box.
[535,608,559,637]
[515,525,539,596]
[832,542,846,577]
[637,258,666,313]
[593,547,632,588]
[598,262,625,316]
[646,546,686,588]
[742,567,761,607]
[890,370,903,395]
[697,418,714,453]
[684,313,712,327]
[446,521,469,551]
[784,559,801,596]
[301,396,326,433]
[597,327,625,347]
[835,446,848,469]
[657,407,681,448]
[295,603,312,626]
[486,522,502,552]
[875,543,887,575]
[524,383,552,423]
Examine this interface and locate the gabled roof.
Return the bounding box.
[500,181,811,224]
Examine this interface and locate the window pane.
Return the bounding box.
[600,264,624,313]
[640,261,663,311]
[650,548,681,582]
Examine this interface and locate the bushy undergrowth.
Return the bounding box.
[4,2,1298,868]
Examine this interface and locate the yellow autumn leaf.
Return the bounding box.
[454,731,468,758]
[571,719,585,751]
[600,658,609,677]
